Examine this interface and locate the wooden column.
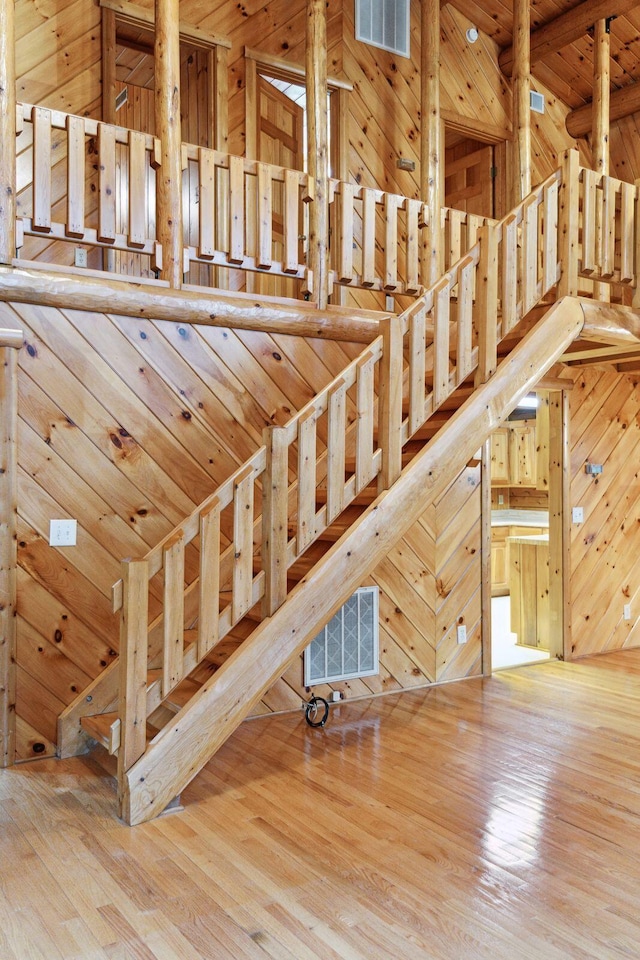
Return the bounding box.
[155,0,183,288]
[481,439,492,676]
[306,0,330,310]
[421,0,442,287]
[0,329,23,768]
[592,19,610,303]
[0,0,16,264]
[511,0,531,206]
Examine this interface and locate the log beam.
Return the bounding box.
[566,76,640,139]
[0,0,16,264]
[306,0,330,310]
[155,0,183,288]
[511,0,531,206]
[591,20,610,176]
[0,266,381,342]
[499,0,638,77]
[421,0,443,286]
[0,330,23,768]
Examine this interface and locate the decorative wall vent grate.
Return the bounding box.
[355,0,411,59]
[304,587,379,686]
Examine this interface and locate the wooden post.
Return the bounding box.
[0,330,22,768]
[558,149,580,297]
[378,316,404,491]
[306,0,330,309]
[592,19,610,303]
[262,426,289,617]
[548,390,570,661]
[421,0,443,287]
[0,0,16,264]
[117,557,149,820]
[155,0,183,288]
[511,0,531,207]
[481,439,492,676]
[476,225,498,384]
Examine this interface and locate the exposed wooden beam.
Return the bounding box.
[499,0,638,77]
[421,0,443,285]
[566,77,640,138]
[0,0,16,265]
[0,266,381,342]
[306,0,330,310]
[511,0,531,205]
[155,0,183,289]
[592,20,610,176]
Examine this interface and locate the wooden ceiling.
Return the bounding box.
[446,0,640,110]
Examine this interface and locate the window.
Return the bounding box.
[355,0,411,58]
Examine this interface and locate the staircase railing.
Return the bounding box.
[109,155,604,777]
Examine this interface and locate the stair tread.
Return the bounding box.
[81,712,119,753]
[164,678,201,712]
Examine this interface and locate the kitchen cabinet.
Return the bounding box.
[491,524,546,598]
[508,534,549,649]
[490,422,537,487]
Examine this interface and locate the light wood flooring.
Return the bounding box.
[3,652,640,959]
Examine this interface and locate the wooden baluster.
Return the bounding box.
[326,379,347,523]
[262,427,288,617]
[0,0,16,263]
[0,334,21,767]
[162,532,185,697]
[558,149,580,297]
[601,177,616,279]
[543,178,559,293]
[433,277,450,409]
[522,196,538,314]
[228,155,245,265]
[32,107,52,233]
[384,194,400,290]
[198,147,216,260]
[476,224,498,384]
[283,169,299,274]
[65,115,85,239]
[117,557,149,815]
[620,181,635,284]
[456,255,474,383]
[97,123,117,244]
[356,351,375,492]
[256,162,272,270]
[409,306,427,436]
[447,209,464,271]
[581,169,596,275]
[405,199,421,294]
[362,188,376,286]
[297,409,317,554]
[128,131,147,248]
[232,465,255,622]
[378,317,404,490]
[500,214,518,333]
[198,500,220,660]
[338,182,354,283]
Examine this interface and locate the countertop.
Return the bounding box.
[507,534,549,545]
[491,509,549,528]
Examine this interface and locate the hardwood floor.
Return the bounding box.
[3,653,640,959]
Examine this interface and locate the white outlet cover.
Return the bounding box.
[457,624,467,644]
[49,519,77,546]
[624,604,632,621]
[572,506,584,524]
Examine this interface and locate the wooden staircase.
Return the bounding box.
[57,155,640,825]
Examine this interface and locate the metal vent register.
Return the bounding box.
[304,587,379,686]
[355,0,410,59]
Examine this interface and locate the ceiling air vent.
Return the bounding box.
[356,0,411,59]
[304,587,379,686]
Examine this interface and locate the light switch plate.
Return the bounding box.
[50,519,77,546]
[456,624,467,644]
[572,507,584,524]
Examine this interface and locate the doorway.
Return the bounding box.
[489,388,567,670]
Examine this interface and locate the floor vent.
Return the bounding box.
[304,587,379,686]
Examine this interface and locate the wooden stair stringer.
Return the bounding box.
[121,296,586,825]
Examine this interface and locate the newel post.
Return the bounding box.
[378,316,404,491]
[0,0,16,264]
[306,0,330,309]
[155,0,183,288]
[0,330,23,768]
[117,557,149,820]
[558,149,580,298]
[262,426,289,617]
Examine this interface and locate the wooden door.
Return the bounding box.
[253,77,304,299]
[445,141,494,217]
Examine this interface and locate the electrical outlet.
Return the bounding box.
[498,494,504,505]
[456,624,467,644]
[572,506,584,524]
[49,519,77,547]
[74,248,87,268]
[331,690,342,703]
[624,604,632,621]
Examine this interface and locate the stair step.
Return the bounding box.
[81,712,120,754]
[164,678,201,713]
